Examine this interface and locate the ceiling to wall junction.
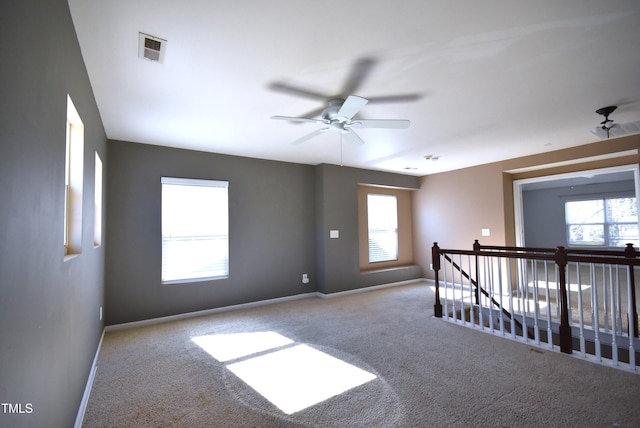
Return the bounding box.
[68,0,640,176]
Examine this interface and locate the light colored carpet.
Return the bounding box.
[82,281,640,427]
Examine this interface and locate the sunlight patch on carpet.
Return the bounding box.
[226,344,377,415]
[191,331,293,362]
[192,332,377,415]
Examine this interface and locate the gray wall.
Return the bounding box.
[522,180,635,248]
[0,1,107,427]
[106,141,318,325]
[106,145,422,325]
[315,164,422,294]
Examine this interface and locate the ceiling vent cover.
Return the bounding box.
[138,33,166,63]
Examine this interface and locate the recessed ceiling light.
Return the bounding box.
[404,167,418,170]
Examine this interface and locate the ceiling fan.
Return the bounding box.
[594,105,618,138]
[268,56,422,120]
[271,95,410,146]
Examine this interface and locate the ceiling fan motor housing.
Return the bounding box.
[323,99,347,122]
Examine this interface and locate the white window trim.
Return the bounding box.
[161,177,229,284]
[565,196,639,248]
[64,95,84,258]
[367,193,399,263]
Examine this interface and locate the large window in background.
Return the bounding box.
[367,194,398,263]
[565,197,639,247]
[64,95,84,256]
[161,177,229,284]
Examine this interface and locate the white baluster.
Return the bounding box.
[609,264,618,366]
[468,254,474,327]
[544,260,553,349]
[442,254,449,320]
[507,257,516,339]
[591,264,601,362]
[576,262,586,357]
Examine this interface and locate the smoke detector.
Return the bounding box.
[138,33,167,63]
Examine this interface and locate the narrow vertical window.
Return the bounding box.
[64,95,84,256]
[367,194,398,263]
[161,177,229,284]
[94,152,103,247]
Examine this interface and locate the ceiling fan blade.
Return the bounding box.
[337,95,368,120]
[291,128,329,145]
[350,119,410,129]
[268,82,328,100]
[342,128,365,145]
[367,94,423,103]
[271,115,326,124]
[341,57,377,96]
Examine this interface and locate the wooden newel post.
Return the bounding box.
[473,240,481,304]
[555,246,572,354]
[624,243,639,338]
[432,242,443,318]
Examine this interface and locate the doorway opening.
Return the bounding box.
[513,165,640,249]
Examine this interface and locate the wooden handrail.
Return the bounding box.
[432,241,640,355]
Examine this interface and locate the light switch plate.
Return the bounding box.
[481,228,490,237]
[330,230,339,239]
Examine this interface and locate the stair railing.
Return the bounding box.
[432,241,640,370]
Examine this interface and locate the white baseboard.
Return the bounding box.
[75,329,105,428]
[105,292,319,332]
[105,280,432,332]
[317,278,429,299]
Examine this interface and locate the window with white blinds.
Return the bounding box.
[161,177,229,284]
[367,193,398,263]
[565,197,639,247]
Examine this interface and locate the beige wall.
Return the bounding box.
[414,134,640,279]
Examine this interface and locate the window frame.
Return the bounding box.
[64,95,84,257]
[366,193,399,264]
[565,196,639,248]
[161,176,230,284]
[94,152,103,247]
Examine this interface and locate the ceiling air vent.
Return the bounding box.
[138,33,166,63]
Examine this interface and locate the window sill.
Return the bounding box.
[360,264,419,275]
[64,253,80,262]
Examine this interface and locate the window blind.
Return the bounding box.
[161,177,229,283]
[367,194,398,263]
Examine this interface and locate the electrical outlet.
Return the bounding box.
[99,306,103,321]
[302,274,309,284]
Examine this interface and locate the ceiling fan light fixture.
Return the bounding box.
[602,119,614,129]
[594,105,618,138]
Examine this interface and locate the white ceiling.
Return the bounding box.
[68,0,640,176]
